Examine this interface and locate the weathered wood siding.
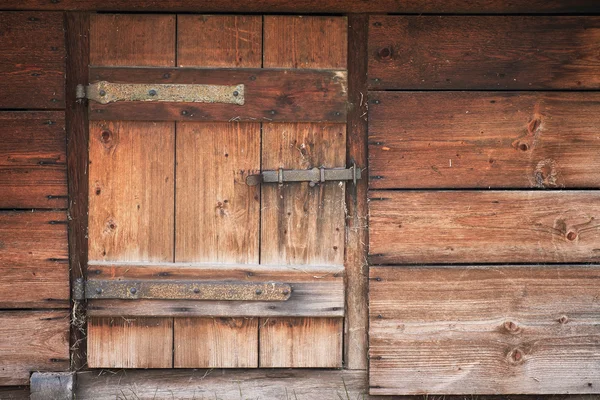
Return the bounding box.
[368,14,600,396]
[0,12,69,386]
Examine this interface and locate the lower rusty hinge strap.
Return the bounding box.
[246,163,362,187]
[83,280,291,301]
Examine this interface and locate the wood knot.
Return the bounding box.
[503,320,520,334]
[558,315,569,324]
[509,348,525,364]
[377,46,393,60]
[518,142,529,151]
[566,231,578,241]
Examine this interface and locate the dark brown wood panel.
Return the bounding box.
[88,67,347,122]
[369,92,600,189]
[0,12,65,109]
[86,263,344,318]
[0,211,68,308]
[368,16,600,90]
[5,1,600,13]
[177,15,262,68]
[90,14,175,66]
[0,112,67,208]
[369,191,600,264]
[0,310,69,385]
[370,266,600,395]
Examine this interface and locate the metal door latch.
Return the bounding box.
[246,163,361,187]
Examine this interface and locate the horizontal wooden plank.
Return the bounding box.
[0,112,67,208]
[0,310,69,386]
[88,67,347,122]
[86,262,344,317]
[369,92,600,189]
[0,211,69,308]
[370,265,600,395]
[3,0,600,13]
[369,191,600,264]
[368,16,600,90]
[0,12,65,108]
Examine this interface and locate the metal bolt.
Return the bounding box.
[335,111,341,116]
[309,181,316,187]
[233,91,239,97]
[255,289,263,295]
[148,89,157,96]
[130,287,137,295]
[282,289,290,295]
[193,288,200,294]
[99,90,106,97]
[373,100,380,104]
[95,288,102,294]
[181,110,188,116]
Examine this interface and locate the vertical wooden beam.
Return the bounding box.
[344,13,369,370]
[65,11,90,372]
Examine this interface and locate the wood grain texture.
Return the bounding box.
[370,266,600,395]
[86,263,344,318]
[90,14,175,67]
[369,191,600,264]
[344,13,369,370]
[177,15,262,68]
[264,16,347,69]
[0,310,69,385]
[259,317,343,368]
[4,0,600,13]
[369,92,600,189]
[88,67,347,122]
[368,16,600,90]
[88,121,174,263]
[0,112,67,209]
[87,317,173,368]
[260,123,346,266]
[0,211,68,308]
[65,11,90,371]
[0,12,65,109]
[176,122,260,264]
[174,318,258,368]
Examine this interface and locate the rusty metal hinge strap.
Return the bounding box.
[84,280,291,301]
[76,81,244,105]
[246,163,362,186]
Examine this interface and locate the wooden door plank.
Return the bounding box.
[175,122,260,264]
[369,92,600,189]
[177,15,262,68]
[174,317,258,368]
[86,263,344,317]
[90,14,175,66]
[259,317,343,368]
[260,16,347,369]
[0,12,65,109]
[369,191,600,264]
[0,112,67,209]
[87,317,173,368]
[88,67,348,123]
[88,121,175,262]
[368,16,600,90]
[0,211,68,308]
[0,310,69,385]
[369,265,600,395]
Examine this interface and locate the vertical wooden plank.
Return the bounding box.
[90,14,175,66]
[87,317,173,368]
[260,16,347,368]
[172,14,262,368]
[344,13,369,370]
[65,11,89,371]
[88,121,174,262]
[177,15,262,67]
[174,318,258,368]
[175,122,260,264]
[263,16,347,69]
[260,318,343,368]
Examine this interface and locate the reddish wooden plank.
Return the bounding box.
[369,92,600,189]
[0,211,68,308]
[177,15,262,68]
[0,310,69,386]
[88,67,347,122]
[370,266,600,395]
[0,12,65,109]
[0,112,67,208]
[368,16,600,90]
[90,14,175,67]
[6,1,600,14]
[369,191,600,264]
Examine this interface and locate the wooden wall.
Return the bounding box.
[368,15,600,395]
[0,12,70,386]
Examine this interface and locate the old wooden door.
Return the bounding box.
[83,14,348,368]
